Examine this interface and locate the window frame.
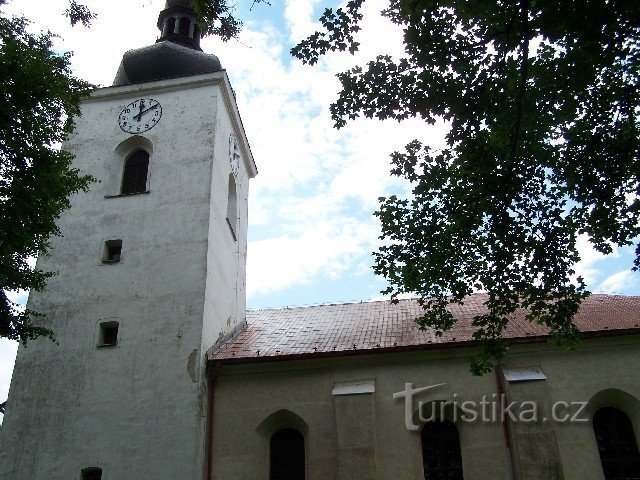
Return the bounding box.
[421,419,464,480]
[102,239,123,264]
[593,406,640,479]
[120,149,150,196]
[97,320,119,348]
[106,136,153,198]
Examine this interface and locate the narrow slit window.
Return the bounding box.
[103,239,122,263]
[270,428,305,480]
[121,149,149,195]
[81,467,102,480]
[422,420,464,480]
[226,174,238,240]
[593,407,640,479]
[99,321,119,347]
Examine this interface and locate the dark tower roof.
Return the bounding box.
[113,0,222,87]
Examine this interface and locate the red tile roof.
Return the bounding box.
[208,294,640,363]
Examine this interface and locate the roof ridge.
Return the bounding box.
[246,296,420,312]
[245,292,640,314]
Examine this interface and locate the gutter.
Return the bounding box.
[204,363,221,480]
[495,365,516,480]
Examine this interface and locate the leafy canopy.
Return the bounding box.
[0,16,94,344]
[293,0,640,374]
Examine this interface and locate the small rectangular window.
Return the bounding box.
[103,239,122,263]
[99,321,119,347]
[81,467,102,480]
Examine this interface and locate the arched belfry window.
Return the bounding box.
[179,16,191,36]
[121,149,149,195]
[421,420,464,480]
[166,16,176,35]
[593,407,640,479]
[270,428,305,480]
[226,173,238,239]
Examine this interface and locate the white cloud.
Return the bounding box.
[573,235,620,285]
[596,270,638,295]
[247,217,379,296]
[203,1,449,299]
[284,0,322,43]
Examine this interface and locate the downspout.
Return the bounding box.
[204,362,221,480]
[495,364,516,480]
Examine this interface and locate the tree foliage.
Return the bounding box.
[0,16,94,345]
[293,0,640,374]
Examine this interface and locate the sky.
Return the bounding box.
[1,0,639,420]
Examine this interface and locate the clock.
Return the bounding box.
[118,98,162,134]
[229,133,240,177]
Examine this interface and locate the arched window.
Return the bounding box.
[593,407,640,479]
[270,428,304,480]
[166,16,176,35]
[421,420,464,480]
[121,149,149,195]
[179,16,191,36]
[226,174,238,239]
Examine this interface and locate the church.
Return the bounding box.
[1,1,639,479]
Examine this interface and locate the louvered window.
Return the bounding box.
[422,420,464,480]
[179,16,191,36]
[594,407,640,479]
[270,428,305,480]
[121,149,149,195]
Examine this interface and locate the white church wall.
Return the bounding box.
[210,334,640,480]
[200,87,251,359]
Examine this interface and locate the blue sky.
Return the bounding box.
[1,0,638,418]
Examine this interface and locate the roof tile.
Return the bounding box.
[209,294,640,363]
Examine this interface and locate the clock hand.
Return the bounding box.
[134,100,146,122]
[136,103,159,120]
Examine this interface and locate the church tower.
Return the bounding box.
[0,1,256,478]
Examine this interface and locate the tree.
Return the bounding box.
[292,0,640,373]
[0,15,93,345]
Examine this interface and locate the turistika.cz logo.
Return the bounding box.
[392,383,589,431]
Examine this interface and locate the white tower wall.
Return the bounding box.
[0,72,255,480]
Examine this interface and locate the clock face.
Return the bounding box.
[118,98,162,134]
[229,133,240,177]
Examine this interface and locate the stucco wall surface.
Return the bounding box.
[0,73,251,480]
[211,335,640,480]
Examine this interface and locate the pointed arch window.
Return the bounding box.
[421,420,464,480]
[270,428,305,480]
[121,149,149,195]
[593,407,640,479]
